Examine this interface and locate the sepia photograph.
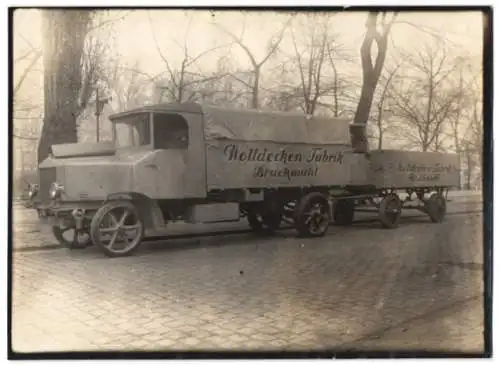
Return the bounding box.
[9,4,491,358]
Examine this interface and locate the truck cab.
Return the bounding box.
[109,105,207,199]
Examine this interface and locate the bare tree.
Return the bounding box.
[387,41,462,152]
[14,49,42,98]
[288,14,353,116]
[259,55,303,112]
[350,11,398,153]
[148,13,232,104]
[449,58,483,189]
[370,61,403,149]
[185,54,249,107]
[109,62,158,110]
[213,15,292,109]
[290,16,329,115]
[13,28,44,142]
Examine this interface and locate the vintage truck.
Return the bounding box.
[27,102,460,257]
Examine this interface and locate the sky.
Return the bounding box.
[12,8,484,145]
[112,10,483,76]
[13,9,484,105]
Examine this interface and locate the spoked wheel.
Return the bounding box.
[90,201,145,258]
[52,226,92,249]
[294,192,331,237]
[378,193,402,229]
[332,199,355,226]
[426,193,447,223]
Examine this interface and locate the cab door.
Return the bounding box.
[152,112,206,199]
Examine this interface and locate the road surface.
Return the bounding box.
[11,203,484,354]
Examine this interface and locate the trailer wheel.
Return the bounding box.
[379,194,402,229]
[294,192,330,237]
[52,226,92,249]
[90,201,145,258]
[333,200,355,226]
[426,193,447,223]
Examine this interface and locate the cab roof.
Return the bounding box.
[108,102,203,120]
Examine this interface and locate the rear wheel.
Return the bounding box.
[426,193,447,223]
[378,194,402,229]
[294,192,330,237]
[90,201,145,258]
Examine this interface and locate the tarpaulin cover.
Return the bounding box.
[201,105,352,145]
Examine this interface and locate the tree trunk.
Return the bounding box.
[377,118,383,150]
[351,77,378,152]
[350,12,395,153]
[252,67,260,109]
[376,101,384,150]
[37,9,91,164]
[465,149,472,190]
[332,67,339,117]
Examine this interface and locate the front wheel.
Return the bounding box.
[90,201,145,258]
[52,226,92,249]
[294,192,331,237]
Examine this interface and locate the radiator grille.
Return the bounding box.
[38,167,56,204]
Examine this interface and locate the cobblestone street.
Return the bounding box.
[11,203,484,354]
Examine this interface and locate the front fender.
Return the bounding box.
[105,192,166,230]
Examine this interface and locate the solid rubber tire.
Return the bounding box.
[378,194,402,229]
[294,192,330,238]
[426,194,447,223]
[90,200,145,258]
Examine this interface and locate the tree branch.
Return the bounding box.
[148,12,178,89]
[213,21,257,67]
[257,17,292,67]
[14,49,42,96]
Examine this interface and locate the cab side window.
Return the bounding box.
[153,113,189,149]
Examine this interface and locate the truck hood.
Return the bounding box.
[51,142,116,158]
[39,146,154,168]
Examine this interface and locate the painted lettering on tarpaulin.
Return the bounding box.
[398,162,458,183]
[408,173,441,182]
[223,144,344,164]
[397,163,458,174]
[222,144,343,181]
[253,166,319,182]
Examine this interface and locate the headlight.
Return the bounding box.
[49,182,64,199]
[28,184,38,199]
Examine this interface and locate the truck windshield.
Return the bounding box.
[113,113,151,148]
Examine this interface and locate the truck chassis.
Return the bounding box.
[33,185,448,258]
